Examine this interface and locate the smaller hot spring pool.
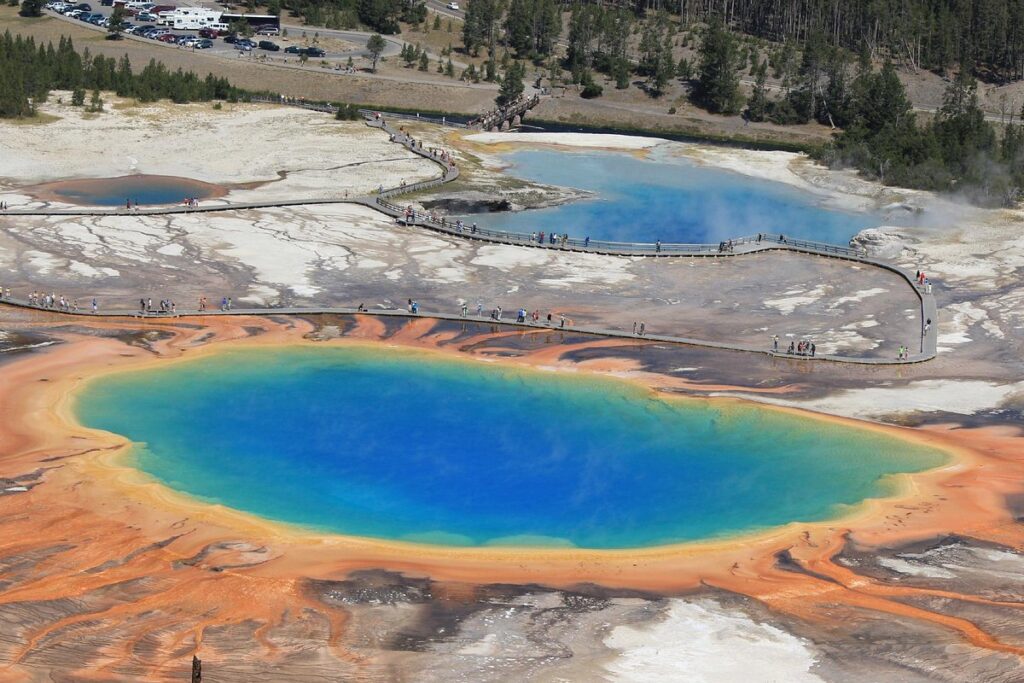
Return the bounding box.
[31,174,225,207]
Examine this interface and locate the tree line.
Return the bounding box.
[673,0,1024,84]
[683,18,1024,204]
[0,31,248,118]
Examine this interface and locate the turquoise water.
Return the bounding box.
[469,149,901,244]
[44,174,219,206]
[75,346,945,549]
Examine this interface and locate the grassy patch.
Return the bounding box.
[529,116,822,155]
[5,112,61,125]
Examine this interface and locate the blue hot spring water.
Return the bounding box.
[466,148,912,244]
[45,175,219,207]
[75,346,945,549]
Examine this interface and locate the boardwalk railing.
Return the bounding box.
[470,94,541,130]
[0,298,933,366]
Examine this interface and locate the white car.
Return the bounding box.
[446,1,459,9]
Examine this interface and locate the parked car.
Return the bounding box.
[283,44,302,53]
[236,38,257,50]
[198,27,219,38]
[223,34,238,43]
[74,3,91,10]
[254,24,278,35]
[156,33,178,42]
[305,46,325,57]
[136,11,156,21]
[258,40,279,51]
[446,1,458,9]
[150,3,174,11]
[195,38,213,49]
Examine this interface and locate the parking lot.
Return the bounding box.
[44,1,371,66]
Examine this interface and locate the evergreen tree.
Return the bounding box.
[695,18,741,114]
[87,88,103,113]
[107,6,126,40]
[648,33,675,96]
[462,0,500,56]
[366,33,386,72]
[496,60,524,105]
[746,59,769,121]
[19,0,43,17]
[418,50,429,71]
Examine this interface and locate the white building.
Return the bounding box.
[169,6,221,29]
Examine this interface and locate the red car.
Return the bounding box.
[156,33,179,42]
[198,27,225,38]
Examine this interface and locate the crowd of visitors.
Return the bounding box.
[771,334,816,357]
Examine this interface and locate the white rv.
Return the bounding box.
[169,7,221,29]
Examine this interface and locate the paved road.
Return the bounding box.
[425,0,464,20]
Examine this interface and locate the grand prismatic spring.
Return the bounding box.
[77,346,946,549]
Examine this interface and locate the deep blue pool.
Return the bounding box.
[75,346,946,549]
[468,148,896,244]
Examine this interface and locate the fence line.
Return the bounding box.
[0,299,934,365]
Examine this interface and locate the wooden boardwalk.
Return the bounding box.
[0,111,938,364]
[0,300,934,366]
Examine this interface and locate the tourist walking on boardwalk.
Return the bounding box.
[633,321,637,335]
[91,298,97,313]
[772,335,779,351]
[559,314,566,328]
[655,241,662,253]
[461,302,468,317]
[221,296,228,311]
[638,321,645,336]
